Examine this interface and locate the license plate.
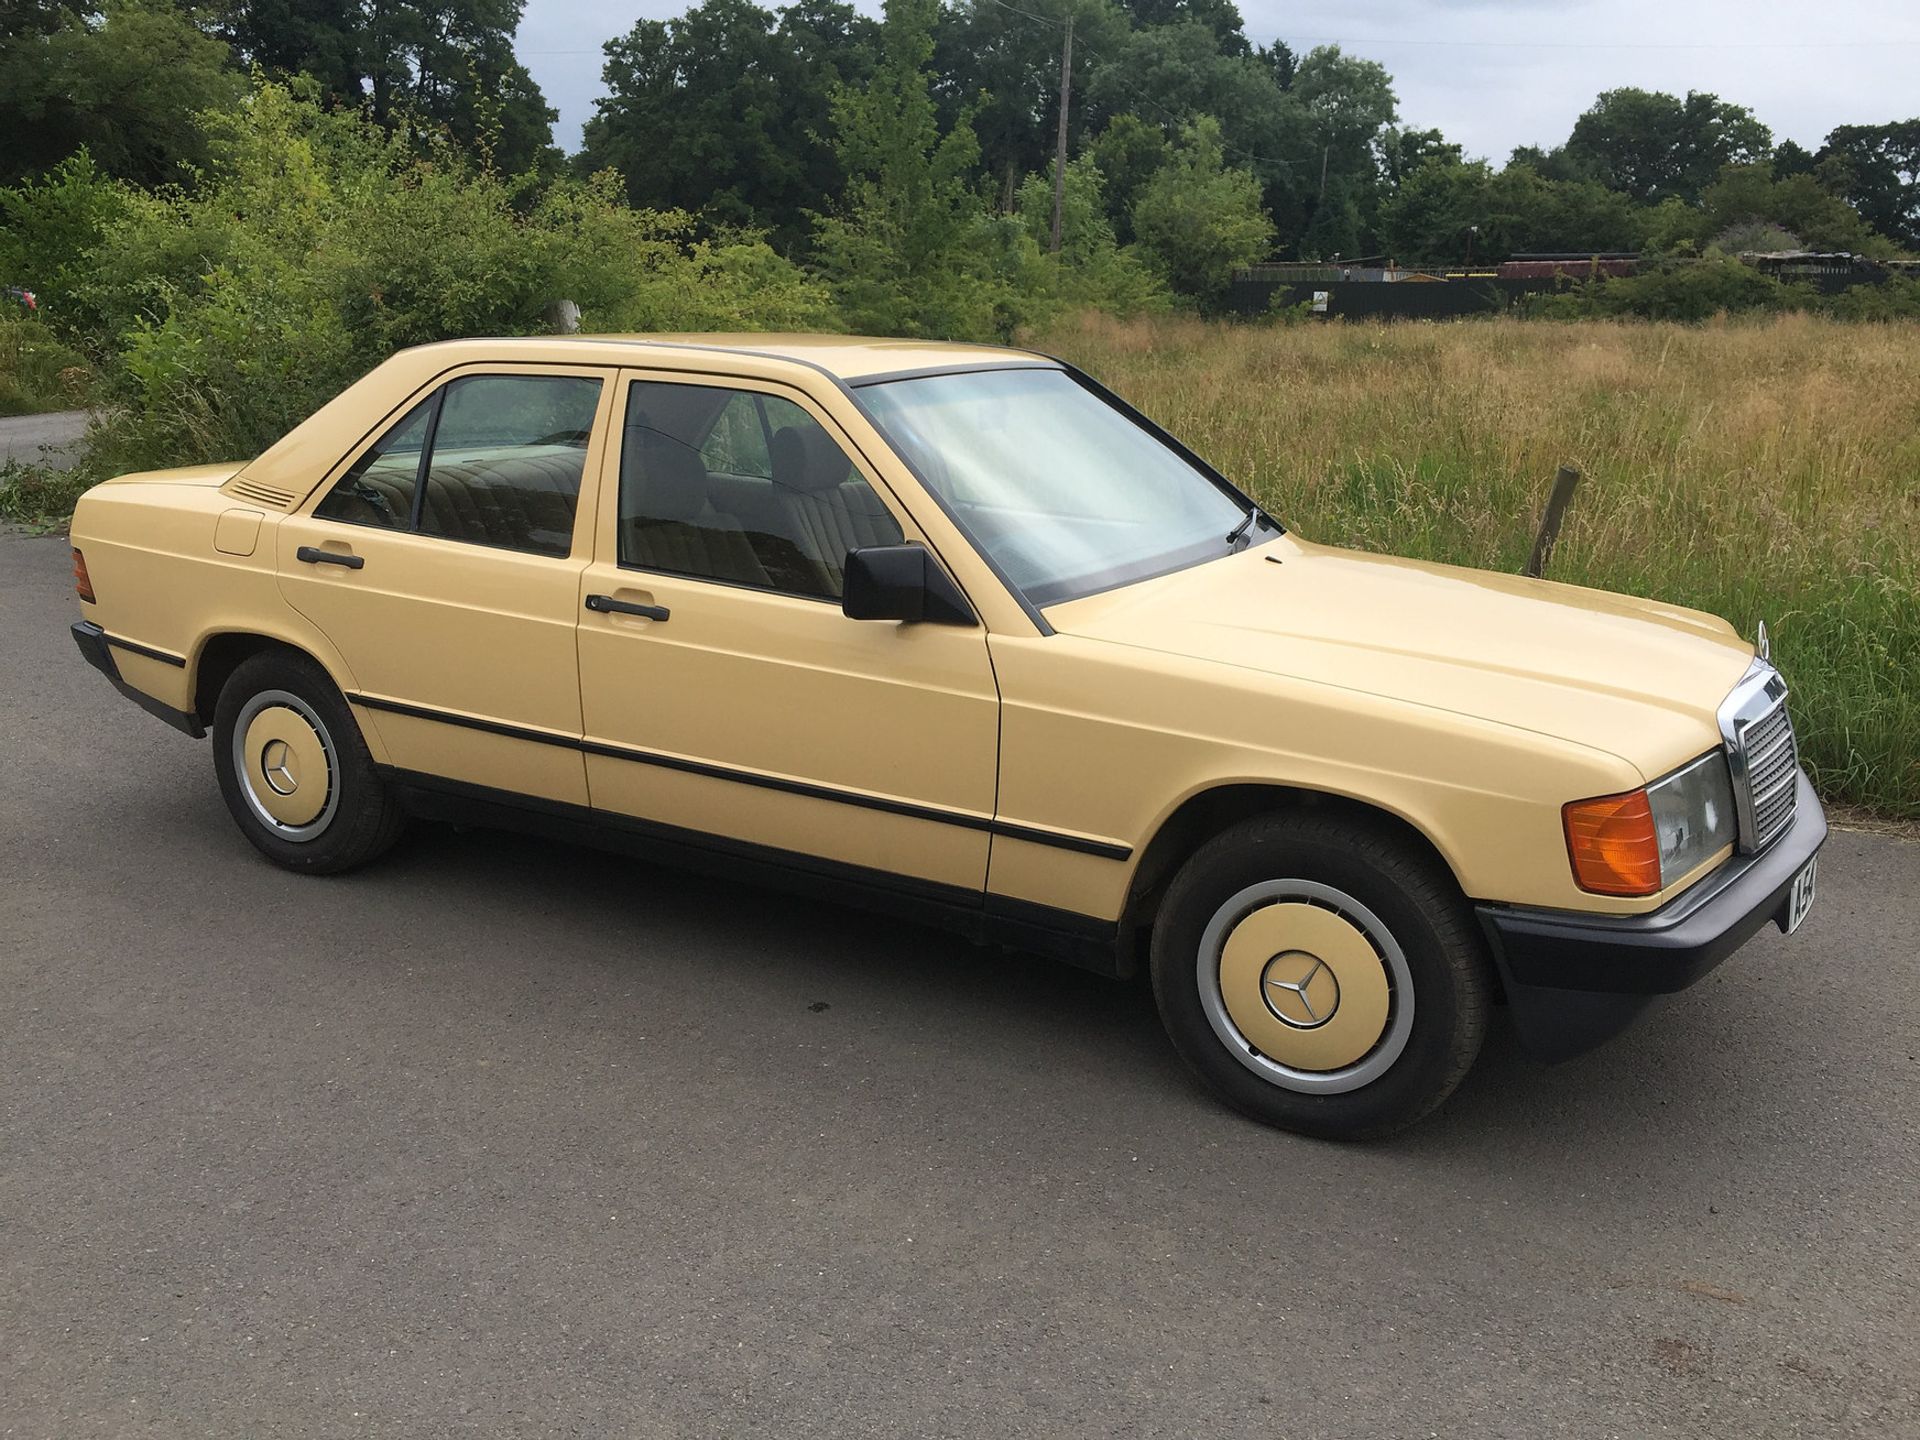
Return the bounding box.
[1784,855,1818,935]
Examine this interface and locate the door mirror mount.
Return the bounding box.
[841,545,975,625]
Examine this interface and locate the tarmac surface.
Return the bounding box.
[3,531,1915,1438]
[0,410,88,471]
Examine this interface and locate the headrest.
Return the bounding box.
[770,425,854,494]
[625,427,709,524]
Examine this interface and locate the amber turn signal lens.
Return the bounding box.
[1563,789,1662,897]
[71,547,95,604]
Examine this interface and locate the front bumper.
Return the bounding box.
[71,620,205,737]
[1476,769,1827,1061]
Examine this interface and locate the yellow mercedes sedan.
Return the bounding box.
[66,335,1825,1137]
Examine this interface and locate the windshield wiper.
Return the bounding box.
[1225,502,1263,549]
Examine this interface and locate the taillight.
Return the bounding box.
[1563,789,1662,897]
[71,547,95,604]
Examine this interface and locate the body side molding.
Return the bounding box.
[346,691,1132,861]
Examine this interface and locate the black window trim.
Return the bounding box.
[406,384,447,532]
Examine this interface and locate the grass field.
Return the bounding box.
[1037,311,1920,819]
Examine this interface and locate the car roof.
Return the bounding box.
[400,333,1053,383]
[230,332,1060,505]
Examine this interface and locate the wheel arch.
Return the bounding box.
[189,630,365,745]
[1118,782,1471,973]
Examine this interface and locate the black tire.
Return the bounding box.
[211,649,405,874]
[1149,809,1492,1140]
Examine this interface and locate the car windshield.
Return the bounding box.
[858,367,1266,607]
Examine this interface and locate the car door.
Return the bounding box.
[278,364,617,806]
[575,370,1000,893]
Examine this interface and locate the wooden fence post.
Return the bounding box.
[1525,464,1582,578]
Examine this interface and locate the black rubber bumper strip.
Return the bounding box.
[346,690,1132,861]
[70,620,204,738]
[1476,769,1826,1062]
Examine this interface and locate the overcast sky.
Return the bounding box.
[517,0,1920,161]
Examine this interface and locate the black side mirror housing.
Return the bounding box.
[841,545,975,625]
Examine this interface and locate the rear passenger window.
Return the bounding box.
[619,381,904,599]
[313,397,433,530]
[313,374,602,557]
[418,376,602,557]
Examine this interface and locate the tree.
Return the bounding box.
[813,0,1022,338]
[1087,112,1168,242]
[1013,154,1165,312]
[362,0,557,174]
[1082,22,1308,248]
[1697,162,1887,254]
[1563,87,1771,205]
[1819,121,1920,250]
[930,0,1127,214]
[1376,125,1459,190]
[1377,156,1642,265]
[1254,38,1293,91]
[222,0,365,101]
[581,0,877,251]
[1130,115,1272,303]
[0,0,245,186]
[1115,0,1249,56]
[1291,45,1396,256]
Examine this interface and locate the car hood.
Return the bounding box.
[1043,535,1758,779]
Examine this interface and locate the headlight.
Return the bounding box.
[1646,752,1738,884]
[1564,751,1737,897]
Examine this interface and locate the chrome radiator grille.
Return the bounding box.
[1739,699,1798,848]
[1718,659,1799,853]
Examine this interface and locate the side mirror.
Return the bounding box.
[841,545,975,625]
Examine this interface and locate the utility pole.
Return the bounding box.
[1050,11,1074,255]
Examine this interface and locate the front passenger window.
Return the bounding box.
[619,382,903,598]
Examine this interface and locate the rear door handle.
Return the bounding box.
[585,593,670,622]
[297,545,364,570]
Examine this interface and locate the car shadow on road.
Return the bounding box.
[352,815,1790,1171]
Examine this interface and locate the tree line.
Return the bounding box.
[6,0,1919,283]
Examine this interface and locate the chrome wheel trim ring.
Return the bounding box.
[1196,879,1416,1095]
[231,689,340,842]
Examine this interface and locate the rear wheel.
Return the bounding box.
[1150,811,1491,1139]
[211,650,404,874]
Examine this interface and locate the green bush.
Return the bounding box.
[1013,157,1168,319]
[1820,276,1920,321]
[0,150,131,337]
[1529,256,1818,321]
[1130,118,1274,309]
[48,81,833,477]
[0,313,93,416]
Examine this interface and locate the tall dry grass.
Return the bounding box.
[1036,311,1920,817]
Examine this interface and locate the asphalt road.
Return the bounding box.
[3,531,1915,1438]
[0,410,88,470]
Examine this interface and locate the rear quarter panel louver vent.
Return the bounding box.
[225,478,297,510]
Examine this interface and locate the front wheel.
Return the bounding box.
[211,649,405,874]
[1150,811,1492,1139]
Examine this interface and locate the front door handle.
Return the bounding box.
[296,545,364,570]
[585,593,670,622]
